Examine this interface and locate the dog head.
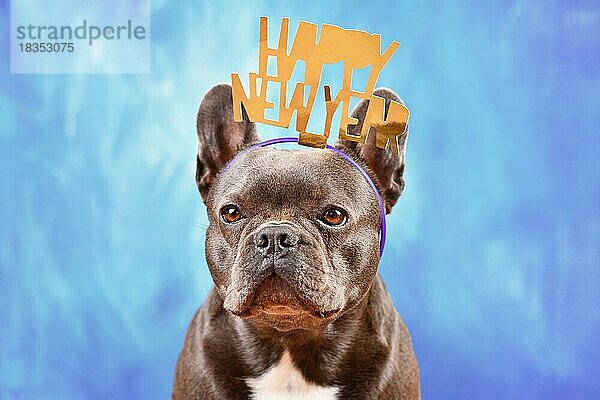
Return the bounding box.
[195,84,408,331]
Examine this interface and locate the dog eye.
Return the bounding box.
[320,208,347,226]
[221,205,244,223]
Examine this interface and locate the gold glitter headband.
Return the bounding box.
[231,17,409,154]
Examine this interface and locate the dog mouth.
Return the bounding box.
[260,305,304,316]
[228,274,340,321]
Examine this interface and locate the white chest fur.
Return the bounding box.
[246,351,339,400]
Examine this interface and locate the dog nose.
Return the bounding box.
[254,224,299,252]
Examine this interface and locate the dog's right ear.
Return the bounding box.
[195,84,259,201]
[333,88,409,214]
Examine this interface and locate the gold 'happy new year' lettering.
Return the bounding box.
[231,17,409,154]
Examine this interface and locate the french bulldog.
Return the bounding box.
[172,84,420,399]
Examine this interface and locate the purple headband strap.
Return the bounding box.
[222,137,387,257]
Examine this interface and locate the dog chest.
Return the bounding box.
[246,351,339,400]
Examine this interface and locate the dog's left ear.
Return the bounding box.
[195,84,260,202]
[334,88,409,214]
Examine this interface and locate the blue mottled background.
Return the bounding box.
[1,0,599,399]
